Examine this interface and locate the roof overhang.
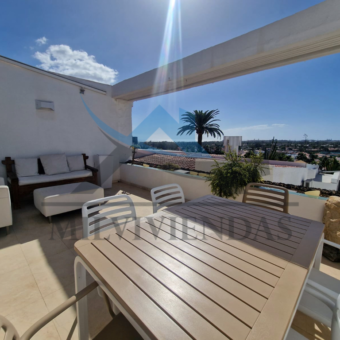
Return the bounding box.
[111,0,340,101]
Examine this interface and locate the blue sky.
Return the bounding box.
[1,0,339,141]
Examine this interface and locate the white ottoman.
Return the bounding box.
[34,182,104,222]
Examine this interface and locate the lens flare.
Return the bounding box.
[152,0,183,97]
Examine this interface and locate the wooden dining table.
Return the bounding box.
[74,194,324,340]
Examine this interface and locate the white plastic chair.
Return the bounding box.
[287,281,340,340]
[297,282,340,340]
[0,281,141,340]
[314,238,340,270]
[287,238,340,340]
[82,195,136,238]
[309,238,340,304]
[150,184,185,213]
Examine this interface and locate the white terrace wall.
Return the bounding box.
[121,164,212,201]
[0,59,133,181]
[121,164,326,222]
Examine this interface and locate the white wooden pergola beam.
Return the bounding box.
[111,0,340,101]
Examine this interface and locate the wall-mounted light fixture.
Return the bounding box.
[80,88,85,94]
[35,100,54,111]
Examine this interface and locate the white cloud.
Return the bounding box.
[36,37,48,46]
[272,124,287,128]
[224,124,287,133]
[33,45,118,85]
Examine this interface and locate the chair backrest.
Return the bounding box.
[0,315,20,340]
[151,184,185,213]
[304,282,340,340]
[242,183,289,214]
[82,195,136,238]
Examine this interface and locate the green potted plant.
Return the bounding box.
[207,151,265,199]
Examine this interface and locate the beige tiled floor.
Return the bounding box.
[0,182,153,339]
[0,182,339,339]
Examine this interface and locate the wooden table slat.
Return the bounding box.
[246,264,308,340]
[147,218,280,287]
[290,221,325,268]
[207,196,311,227]
[155,212,288,269]
[176,206,298,254]
[155,215,285,277]
[175,208,297,254]
[78,245,192,340]
[104,234,251,339]
[92,239,229,340]
[137,222,274,298]
[180,205,302,249]
[169,208,295,261]
[156,212,290,268]
[118,227,260,327]
[127,225,267,311]
[192,200,307,237]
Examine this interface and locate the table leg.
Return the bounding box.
[75,256,89,340]
[74,256,150,340]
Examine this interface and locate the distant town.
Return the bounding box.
[133,139,340,166]
[130,138,340,195]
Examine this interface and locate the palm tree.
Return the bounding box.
[177,110,224,146]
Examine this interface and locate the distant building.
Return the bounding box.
[310,171,340,191]
[286,153,298,159]
[132,136,138,145]
[223,136,242,154]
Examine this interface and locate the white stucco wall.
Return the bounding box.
[121,164,212,201]
[195,159,226,173]
[0,59,132,181]
[121,164,326,222]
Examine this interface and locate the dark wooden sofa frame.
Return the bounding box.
[1,154,98,209]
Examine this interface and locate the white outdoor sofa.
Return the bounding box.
[0,177,12,234]
[1,154,98,209]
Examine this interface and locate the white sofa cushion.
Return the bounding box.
[0,186,12,227]
[34,182,104,217]
[14,158,39,177]
[14,170,92,186]
[67,155,85,172]
[40,154,70,175]
[0,177,12,227]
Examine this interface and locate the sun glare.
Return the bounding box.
[152,0,183,97]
